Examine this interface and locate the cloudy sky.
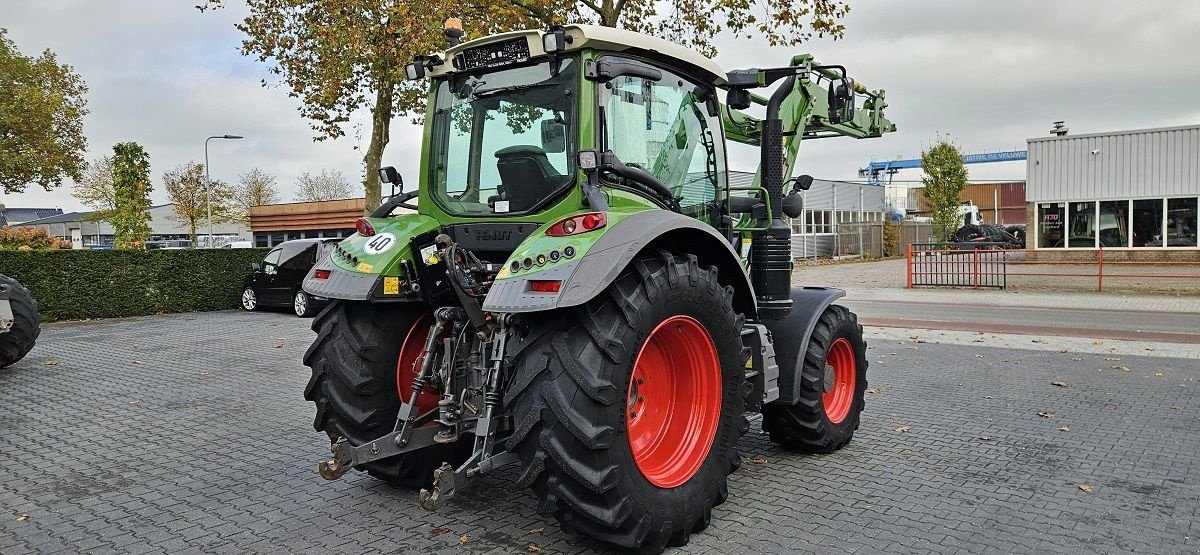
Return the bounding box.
[3,1,1199,212]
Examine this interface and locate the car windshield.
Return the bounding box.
[428,58,578,216]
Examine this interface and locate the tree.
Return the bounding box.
[572,0,849,58]
[164,162,235,244]
[0,29,89,194]
[110,142,153,249]
[233,167,281,224]
[71,155,116,220]
[201,1,846,213]
[921,139,969,244]
[295,169,353,202]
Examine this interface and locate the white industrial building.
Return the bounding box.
[728,171,887,258]
[17,204,251,249]
[1026,124,1199,250]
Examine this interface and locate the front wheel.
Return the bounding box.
[762,305,868,453]
[506,251,747,553]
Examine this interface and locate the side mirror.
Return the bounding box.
[788,174,814,192]
[378,166,402,189]
[727,88,751,110]
[252,262,261,272]
[404,58,426,80]
[827,78,856,124]
[540,120,566,153]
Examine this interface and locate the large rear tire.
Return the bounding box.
[506,251,747,553]
[761,305,868,453]
[302,301,470,487]
[0,274,40,369]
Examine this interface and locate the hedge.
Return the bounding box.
[0,248,269,321]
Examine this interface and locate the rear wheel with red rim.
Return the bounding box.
[507,251,747,553]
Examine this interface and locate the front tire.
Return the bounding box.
[761,305,868,453]
[303,301,470,487]
[0,275,40,369]
[507,251,747,553]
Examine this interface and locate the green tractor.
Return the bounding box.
[303,22,894,552]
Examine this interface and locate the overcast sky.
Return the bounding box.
[3,1,1199,212]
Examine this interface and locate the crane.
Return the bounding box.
[859,150,1027,185]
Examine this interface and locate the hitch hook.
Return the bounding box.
[418,462,456,510]
[317,440,351,480]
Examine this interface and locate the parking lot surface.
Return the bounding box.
[1,310,1197,554]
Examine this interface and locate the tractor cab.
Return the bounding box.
[390,25,736,241]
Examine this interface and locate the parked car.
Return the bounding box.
[241,238,338,317]
[222,240,254,249]
[146,239,192,249]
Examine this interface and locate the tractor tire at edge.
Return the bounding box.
[0,274,40,369]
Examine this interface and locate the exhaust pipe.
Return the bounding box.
[751,76,797,319]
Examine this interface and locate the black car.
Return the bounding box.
[241,238,338,317]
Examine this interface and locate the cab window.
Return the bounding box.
[598,56,726,221]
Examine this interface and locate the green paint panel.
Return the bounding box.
[327,214,441,277]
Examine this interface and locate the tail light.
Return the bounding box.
[546,212,606,237]
[314,269,331,280]
[528,280,562,293]
[356,218,375,237]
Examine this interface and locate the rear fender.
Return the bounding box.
[763,287,847,405]
[303,214,440,301]
[482,210,757,319]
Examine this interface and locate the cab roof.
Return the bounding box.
[430,24,727,86]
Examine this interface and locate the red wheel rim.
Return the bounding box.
[626,315,722,489]
[396,313,440,420]
[822,337,857,424]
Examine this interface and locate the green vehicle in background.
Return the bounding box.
[302,22,894,552]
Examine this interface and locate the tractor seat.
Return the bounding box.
[494,145,565,212]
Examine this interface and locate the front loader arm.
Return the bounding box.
[721,53,896,188]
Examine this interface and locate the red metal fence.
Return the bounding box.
[906,244,1200,291]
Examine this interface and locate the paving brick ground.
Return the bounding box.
[1,310,1198,554]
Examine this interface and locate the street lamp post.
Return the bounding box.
[204,134,243,247]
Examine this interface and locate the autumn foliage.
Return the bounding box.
[0,226,71,251]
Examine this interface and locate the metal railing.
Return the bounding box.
[907,245,1200,291]
[906,243,1008,288]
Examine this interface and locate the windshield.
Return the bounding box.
[597,56,725,223]
[428,58,579,216]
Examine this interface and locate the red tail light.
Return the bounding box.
[356,218,375,236]
[528,280,562,293]
[546,212,607,237]
[314,269,331,280]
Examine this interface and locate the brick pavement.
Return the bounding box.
[1,310,1197,553]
